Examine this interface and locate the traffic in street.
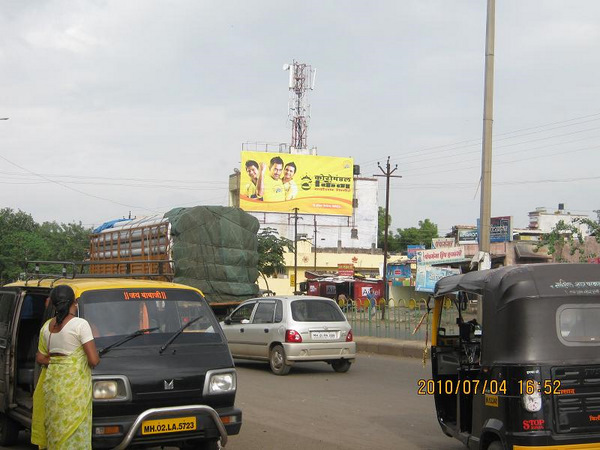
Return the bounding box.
[13,352,464,450]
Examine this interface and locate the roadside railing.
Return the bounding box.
[339,297,460,341]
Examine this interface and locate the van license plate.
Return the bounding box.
[311,331,337,340]
[141,416,197,435]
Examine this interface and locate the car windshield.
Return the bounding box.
[291,299,345,322]
[80,288,222,348]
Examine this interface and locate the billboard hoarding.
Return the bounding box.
[407,244,425,259]
[239,151,354,216]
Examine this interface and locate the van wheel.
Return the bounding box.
[331,360,352,373]
[269,345,291,375]
[0,413,19,446]
[487,441,504,450]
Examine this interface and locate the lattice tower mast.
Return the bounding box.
[284,61,316,151]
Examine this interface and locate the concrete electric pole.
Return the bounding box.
[374,156,402,319]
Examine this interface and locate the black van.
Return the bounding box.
[0,269,241,449]
[430,263,600,450]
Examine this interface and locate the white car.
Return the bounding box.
[220,296,356,375]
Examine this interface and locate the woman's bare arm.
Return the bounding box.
[82,340,100,368]
[36,351,50,367]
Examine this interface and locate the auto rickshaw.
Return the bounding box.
[429,263,600,450]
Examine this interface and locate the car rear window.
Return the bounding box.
[558,304,600,344]
[291,300,345,322]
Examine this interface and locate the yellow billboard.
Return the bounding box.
[240,151,354,216]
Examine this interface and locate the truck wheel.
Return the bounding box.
[488,441,504,450]
[270,345,291,375]
[331,360,352,373]
[0,413,19,446]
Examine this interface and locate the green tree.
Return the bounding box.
[537,214,600,262]
[393,218,439,253]
[256,227,293,292]
[0,208,92,284]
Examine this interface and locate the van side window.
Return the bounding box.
[253,302,275,324]
[0,292,17,335]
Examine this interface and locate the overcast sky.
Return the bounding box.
[1,1,600,236]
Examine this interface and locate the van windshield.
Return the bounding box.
[80,288,222,348]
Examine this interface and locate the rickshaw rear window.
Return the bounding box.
[558,305,600,344]
[79,288,222,346]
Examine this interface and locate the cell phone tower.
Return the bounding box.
[283,61,316,152]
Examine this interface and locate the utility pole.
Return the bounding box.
[313,215,318,271]
[293,208,300,294]
[374,156,401,319]
[479,0,495,256]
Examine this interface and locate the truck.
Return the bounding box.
[88,206,260,317]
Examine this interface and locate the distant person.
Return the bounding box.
[244,160,262,199]
[258,156,285,201]
[32,285,100,449]
[283,161,298,200]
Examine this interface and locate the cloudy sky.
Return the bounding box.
[1,1,600,236]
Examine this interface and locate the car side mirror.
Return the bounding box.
[223,317,232,325]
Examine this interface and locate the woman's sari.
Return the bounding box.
[31,321,92,450]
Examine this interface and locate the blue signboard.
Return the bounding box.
[415,266,460,293]
[407,244,425,259]
[476,216,513,243]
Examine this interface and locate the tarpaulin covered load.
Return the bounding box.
[165,206,259,303]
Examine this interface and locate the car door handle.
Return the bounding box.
[240,328,244,333]
[264,329,269,333]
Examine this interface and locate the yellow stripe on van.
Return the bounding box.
[514,443,600,450]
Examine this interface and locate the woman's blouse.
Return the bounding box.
[42,317,94,355]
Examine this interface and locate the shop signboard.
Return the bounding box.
[415,247,465,266]
[458,228,478,245]
[407,244,425,259]
[432,237,456,248]
[337,263,355,277]
[415,266,461,293]
[386,264,412,286]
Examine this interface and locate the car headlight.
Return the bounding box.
[203,369,237,395]
[93,376,131,402]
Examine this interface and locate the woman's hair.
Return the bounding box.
[50,285,75,325]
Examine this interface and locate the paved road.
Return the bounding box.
[14,354,465,450]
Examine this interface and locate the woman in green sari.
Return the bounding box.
[32,285,100,450]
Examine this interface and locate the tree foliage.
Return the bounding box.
[537,214,600,262]
[256,227,293,286]
[0,208,92,284]
[390,218,439,253]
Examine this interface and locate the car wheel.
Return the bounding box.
[331,359,352,373]
[0,413,19,446]
[269,345,291,375]
[487,441,504,450]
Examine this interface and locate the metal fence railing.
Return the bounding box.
[340,298,460,341]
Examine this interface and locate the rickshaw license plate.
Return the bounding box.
[311,331,337,340]
[141,416,197,435]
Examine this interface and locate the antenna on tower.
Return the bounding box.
[283,61,316,152]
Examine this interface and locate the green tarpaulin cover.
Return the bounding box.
[164,206,259,303]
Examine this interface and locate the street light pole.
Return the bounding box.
[313,215,317,272]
